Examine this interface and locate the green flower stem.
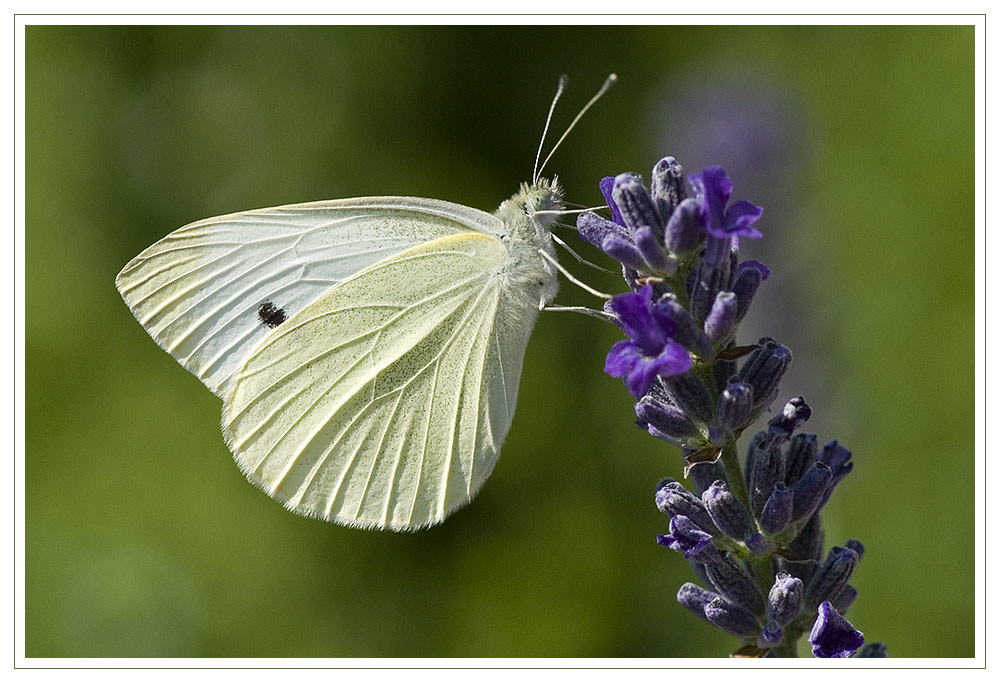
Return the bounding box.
[772,634,801,658]
[718,440,748,510]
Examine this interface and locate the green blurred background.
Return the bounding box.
[25,24,974,658]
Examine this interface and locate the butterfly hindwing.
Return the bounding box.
[222,232,534,530]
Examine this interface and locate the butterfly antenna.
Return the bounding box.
[532,203,609,219]
[533,74,569,185]
[535,73,617,182]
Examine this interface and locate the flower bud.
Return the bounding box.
[600,234,646,272]
[633,225,672,275]
[612,173,664,240]
[577,210,628,247]
[805,546,860,611]
[783,432,819,486]
[655,481,719,536]
[739,340,792,412]
[687,459,728,496]
[708,425,726,448]
[661,371,715,425]
[732,262,766,323]
[764,396,811,450]
[791,462,833,523]
[704,598,761,638]
[664,197,705,255]
[636,389,699,442]
[818,440,854,507]
[704,291,738,344]
[767,571,803,626]
[760,483,793,535]
[749,440,784,520]
[716,378,753,432]
[651,156,687,223]
[702,233,733,269]
[688,557,715,591]
[691,262,731,324]
[676,582,717,623]
[653,297,714,359]
[844,539,865,561]
[702,480,753,543]
[821,440,853,477]
[703,551,765,615]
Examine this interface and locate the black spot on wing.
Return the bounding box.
[258,301,287,328]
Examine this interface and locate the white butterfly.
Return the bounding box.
[116,74,615,531]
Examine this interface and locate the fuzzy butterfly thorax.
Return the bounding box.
[494,177,564,312]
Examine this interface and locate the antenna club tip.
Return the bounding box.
[558,73,569,85]
[606,73,619,85]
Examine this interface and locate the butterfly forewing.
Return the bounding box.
[223,232,532,530]
[115,198,497,397]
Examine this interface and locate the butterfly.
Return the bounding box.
[115,74,615,531]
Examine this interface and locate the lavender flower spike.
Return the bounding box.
[585,158,873,656]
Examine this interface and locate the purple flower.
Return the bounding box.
[605,285,692,397]
[656,515,721,563]
[689,166,764,241]
[809,601,864,658]
[600,175,626,226]
[689,166,763,265]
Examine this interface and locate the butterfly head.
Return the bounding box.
[504,177,565,232]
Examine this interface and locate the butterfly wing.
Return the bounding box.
[115,198,497,397]
[222,231,538,530]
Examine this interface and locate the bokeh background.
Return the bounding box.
[25,24,974,658]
